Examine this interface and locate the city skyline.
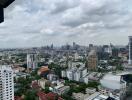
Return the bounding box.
[0,0,132,48]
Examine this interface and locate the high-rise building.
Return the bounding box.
[87,50,98,70]
[27,53,38,70]
[112,48,119,57]
[0,65,14,100]
[103,45,112,54]
[89,44,94,51]
[128,36,132,65]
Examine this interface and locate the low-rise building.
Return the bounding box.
[12,66,25,73]
[38,78,46,89]
[72,92,109,100]
[100,73,127,100]
[37,91,63,100]
[86,87,96,94]
[14,72,30,81]
[50,82,70,95]
[47,74,58,81]
[62,66,89,84]
[55,86,70,95]
[61,70,66,78]
[37,66,50,77]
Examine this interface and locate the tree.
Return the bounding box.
[25,90,36,100]
[42,87,50,93]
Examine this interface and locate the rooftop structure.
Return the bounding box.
[100,73,126,90]
[37,66,50,76]
[72,92,109,100]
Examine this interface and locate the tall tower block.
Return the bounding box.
[128,36,132,65]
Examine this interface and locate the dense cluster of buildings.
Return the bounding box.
[61,64,103,84]
[0,36,132,100]
[61,63,87,82]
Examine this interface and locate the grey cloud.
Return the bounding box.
[61,0,130,30]
[0,0,131,48]
[50,0,80,14]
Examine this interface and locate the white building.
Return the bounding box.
[66,69,75,80]
[0,65,14,100]
[72,92,109,100]
[74,71,81,82]
[47,74,58,81]
[100,73,126,90]
[52,84,70,95]
[27,53,38,70]
[61,70,66,78]
[100,73,127,100]
[74,52,79,60]
[79,67,87,77]
[82,75,89,84]
[38,79,46,89]
[63,66,88,84]
[85,87,96,94]
[103,45,112,54]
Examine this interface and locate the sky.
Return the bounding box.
[0,0,132,48]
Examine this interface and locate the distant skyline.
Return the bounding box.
[0,0,132,48]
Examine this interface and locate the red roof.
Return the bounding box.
[32,81,40,89]
[46,92,57,100]
[37,91,58,100]
[37,91,47,100]
[58,97,64,100]
[14,96,24,100]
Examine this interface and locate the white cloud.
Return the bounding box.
[0,0,132,48]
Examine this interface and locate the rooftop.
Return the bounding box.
[0,65,12,71]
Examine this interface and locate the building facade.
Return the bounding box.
[62,66,89,84]
[0,65,14,100]
[87,50,98,70]
[129,36,132,65]
[27,53,38,70]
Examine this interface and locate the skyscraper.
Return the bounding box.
[27,53,38,70]
[0,65,14,100]
[128,36,132,65]
[87,50,98,70]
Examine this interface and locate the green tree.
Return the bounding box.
[25,90,37,100]
[42,87,50,93]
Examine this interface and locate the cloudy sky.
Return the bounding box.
[0,0,132,48]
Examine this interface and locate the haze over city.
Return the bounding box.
[0,0,132,48]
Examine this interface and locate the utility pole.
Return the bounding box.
[0,0,15,23]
